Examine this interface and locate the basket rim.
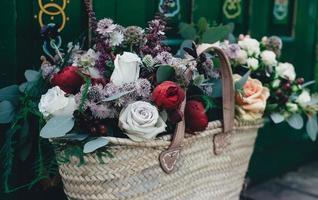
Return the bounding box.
[103,119,264,148]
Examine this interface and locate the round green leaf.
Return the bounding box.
[83,137,109,153]
[40,116,75,138]
[0,85,20,105]
[0,100,15,124]
[156,65,175,83]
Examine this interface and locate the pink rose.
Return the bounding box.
[234,75,269,120]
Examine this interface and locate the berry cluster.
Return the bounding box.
[73,110,108,136]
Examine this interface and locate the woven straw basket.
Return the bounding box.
[56,47,263,200]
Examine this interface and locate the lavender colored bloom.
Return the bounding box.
[154,51,173,65]
[223,43,241,59]
[96,18,116,36]
[135,79,152,99]
[89,103,117,119]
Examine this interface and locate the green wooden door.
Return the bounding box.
[247,0,318,183]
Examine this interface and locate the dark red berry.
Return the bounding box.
[98,124,108,136]
[283,83,291,90]
[276,89,283,96]
[296,78,304,85]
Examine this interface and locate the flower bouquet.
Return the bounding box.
[1,5,317,200]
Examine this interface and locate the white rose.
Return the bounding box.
[286,103,299,113]
[261,50,277,66]
[119,101,166,141]
[247,57,259,70]
[296,90,311,107]
[110,52,141,86]
[39,86,77,117]
[235,49,248,64]
[276,62,296,81]
[238,38,260,56]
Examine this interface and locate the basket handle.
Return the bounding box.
[159,46,235,173]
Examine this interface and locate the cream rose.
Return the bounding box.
[38,86,77,117]
[238,38,260,56]
[234,75,270,120]
[260,50,277,66]
[235,49,248,64]
[119,101,167,141]
[110,52,141,86]
[276,62,296,81]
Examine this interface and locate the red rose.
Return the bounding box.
[152,81,185,110]
[51,66,84,94]
[185,100,208,132]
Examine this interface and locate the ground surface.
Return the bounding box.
[241,162,318,200]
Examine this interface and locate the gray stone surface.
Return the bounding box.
[242,162,318,200]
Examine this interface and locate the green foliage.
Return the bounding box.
[0,101,15,124]
[306,115,318,141]
[235,70,251,91]
[40,116,75,139]
[79,77,91,112]
[83,137,109,153]
[179,17,234,44]
[0,85,21,105]
[201,23,234,44]
[286,113,304,130]
[156,65,175,83]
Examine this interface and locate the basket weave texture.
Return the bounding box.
[58,119,263,200]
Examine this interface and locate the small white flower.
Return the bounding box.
[110,52,141,86]
[247,57,259,70]
[286,103,299,113]
[296,90,311,107]
[119,101,166,141]
[276,62,296,81]
[261,50,277,66]
[235,49,248,65]
[39,86,77,117]
[110,31,124,46]
[238,38,260,56]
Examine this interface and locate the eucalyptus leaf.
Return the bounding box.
[270,113,285,124]
[58,133,89,141]
[179,23,197,40]
[40,116,75,138]
[306,116,318,141]
[235,70,251,91]
[202,23,234,44]
[83,137,109,153]
[286,113,304,130]
[301,80,315,88]
[0,85,20,105]
[25,70,40,82]
[0,100,15,124]
[102,90,133,102]
[156,65,175,83]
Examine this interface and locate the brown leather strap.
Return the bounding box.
[159,46,235,173]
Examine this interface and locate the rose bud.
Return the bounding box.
[152,81,185,110]
[185,100,208,132]
[51,66,84,94]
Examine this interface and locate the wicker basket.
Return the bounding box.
[57,47,263,200]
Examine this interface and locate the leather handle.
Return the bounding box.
[159,46,235,173]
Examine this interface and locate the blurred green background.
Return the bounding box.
[1,0,318,199]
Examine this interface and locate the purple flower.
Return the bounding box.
[223,43,241,59]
